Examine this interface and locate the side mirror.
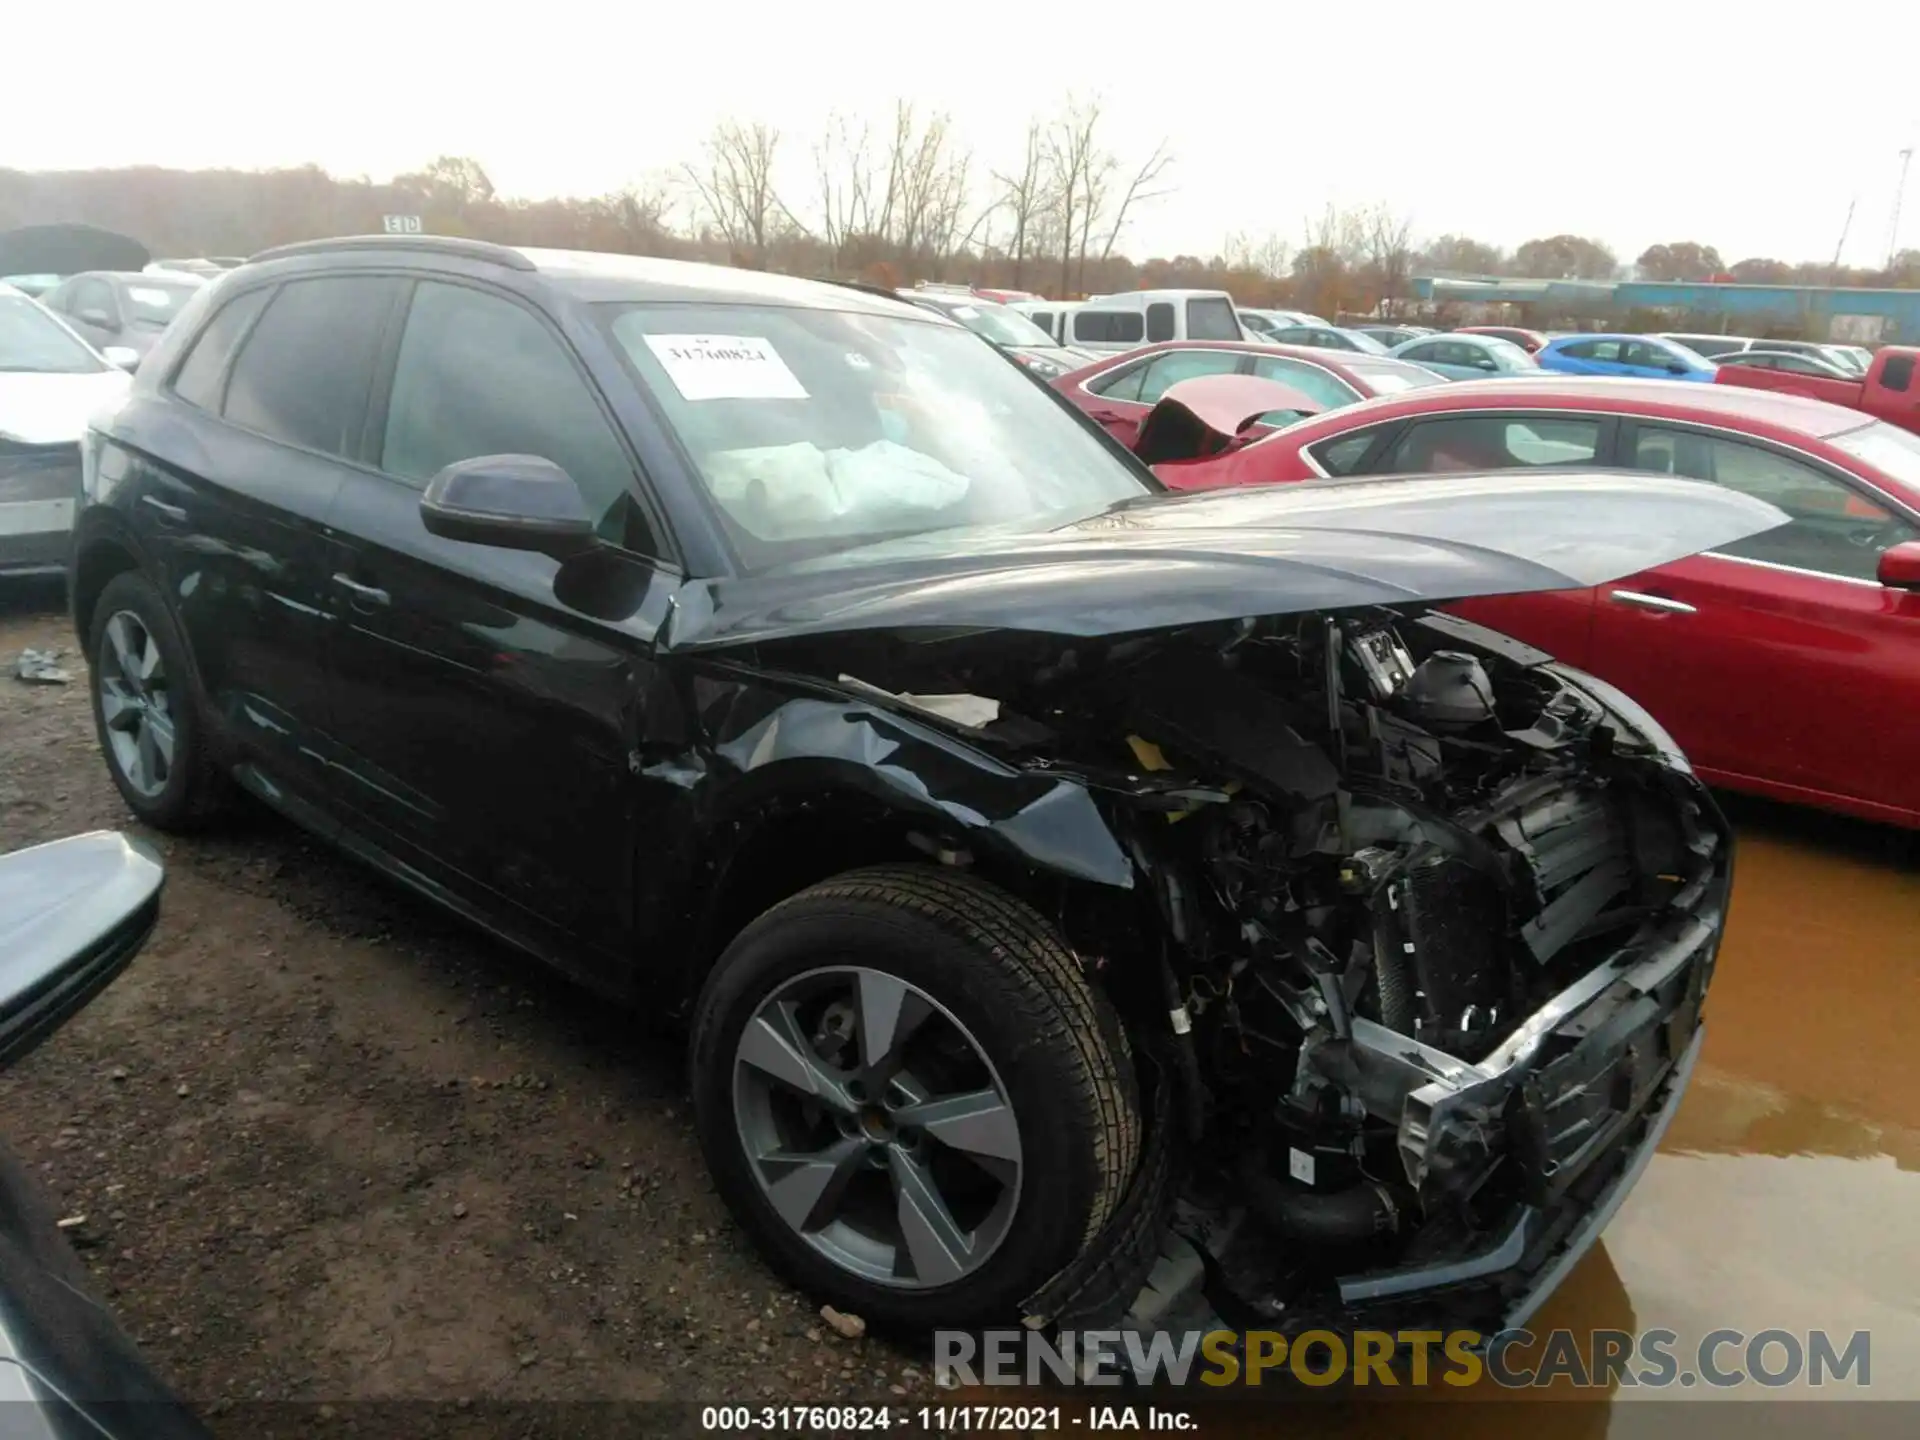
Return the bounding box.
[102,346,140,371]
[78,307,118,332]
[1666,361,1689,375]
[0,832,163,1071]
[1877,540,1920,590]
[420,454,598,560]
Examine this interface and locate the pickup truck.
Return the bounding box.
[1714,345,1920,433]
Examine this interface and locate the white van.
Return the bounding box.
[1062,289,1245,351]
[1010,300,1081,343]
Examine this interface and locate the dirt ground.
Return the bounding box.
[0,580,934,1424]
[8,574,1919,1440]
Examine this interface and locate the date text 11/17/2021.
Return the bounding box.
[700,1404,1198,1432]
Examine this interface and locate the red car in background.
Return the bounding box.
[1715,344,1920,436]
[1156,377,1920,827]
[1049,339,1445,449]
[1454,325,1549,354]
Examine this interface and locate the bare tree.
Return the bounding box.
[1304,202,1368,265]
[1224,229,1290,278]
[1293,203,1368,316]
[1043,100,1104,295]
[814,113,874,269]
[1036,98,1171,294]
[682,121,790,267]
[876,103,975,268]
[1097,140,1173,263]
[992,120,1050,288]
[1364,204,1417,316]
[395,155,496,210]
[605,173,677,252]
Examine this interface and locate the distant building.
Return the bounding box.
[1412,275,1920,343]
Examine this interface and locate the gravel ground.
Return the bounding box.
[0,580,937,1426]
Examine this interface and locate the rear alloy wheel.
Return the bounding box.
[87,571,224,830]
[98,609,176,802]
[692,865,1139,1332]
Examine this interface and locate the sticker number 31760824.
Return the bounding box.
[642,334,810,402]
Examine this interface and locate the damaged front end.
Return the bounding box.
[1054,608,1724,1337]
[804,604,1726,1340]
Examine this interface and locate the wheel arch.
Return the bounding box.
[672,747,1139,1010]
[69,527,144,650]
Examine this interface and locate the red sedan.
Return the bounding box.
[1454,325,1549,354]
[1158,377,1920,827]
[1050,339,1445,449]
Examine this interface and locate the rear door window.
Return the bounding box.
[1136,349,1244,404]
[170,286,272,412]
[1384,415,1604,472]
[1248,355,1361,409]
[1623,341,1675,369]
[1073,310,1145,345]
[1084,357,1150,402]
[1309,424,1397,476]
[1185,297,1241,340]
[222,276,403,459]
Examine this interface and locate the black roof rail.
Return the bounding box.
[811,276,909,303]
[246,234,536,271]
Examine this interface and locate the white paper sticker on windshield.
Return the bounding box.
[642,334,808,401]
[127,287,176,307]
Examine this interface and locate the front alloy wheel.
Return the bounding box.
[693,865,1139,1332]
[732,965,1023,1290]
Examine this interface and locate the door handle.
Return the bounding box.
[331,574,390,608]
[140,495,187,524]
[1609,589,1696,614]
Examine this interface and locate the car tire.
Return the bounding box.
[691,864,1140,1333]
[87,570,225,831]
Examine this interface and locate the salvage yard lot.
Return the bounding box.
[0,582,930,1419]
[4,575,1919,1429]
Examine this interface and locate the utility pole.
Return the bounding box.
[1830,197,1856,286]
[1888,146,1915,269]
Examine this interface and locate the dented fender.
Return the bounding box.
[698,688,1135,890]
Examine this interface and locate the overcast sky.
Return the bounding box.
[12,2,1920,270]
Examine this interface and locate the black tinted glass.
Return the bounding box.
[382,281,651,551]
[171,287,270,412]
[224,277,400,457]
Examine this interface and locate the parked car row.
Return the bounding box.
[1052,338,1445,447]
[0,283,135,576]
[1122,373,1919,827]
[897,283,1096,378]
[38,270,205,362]
[1657,331,1872,373]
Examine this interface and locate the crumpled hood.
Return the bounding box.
[666,470,1785,650]
[0,370,130,445]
